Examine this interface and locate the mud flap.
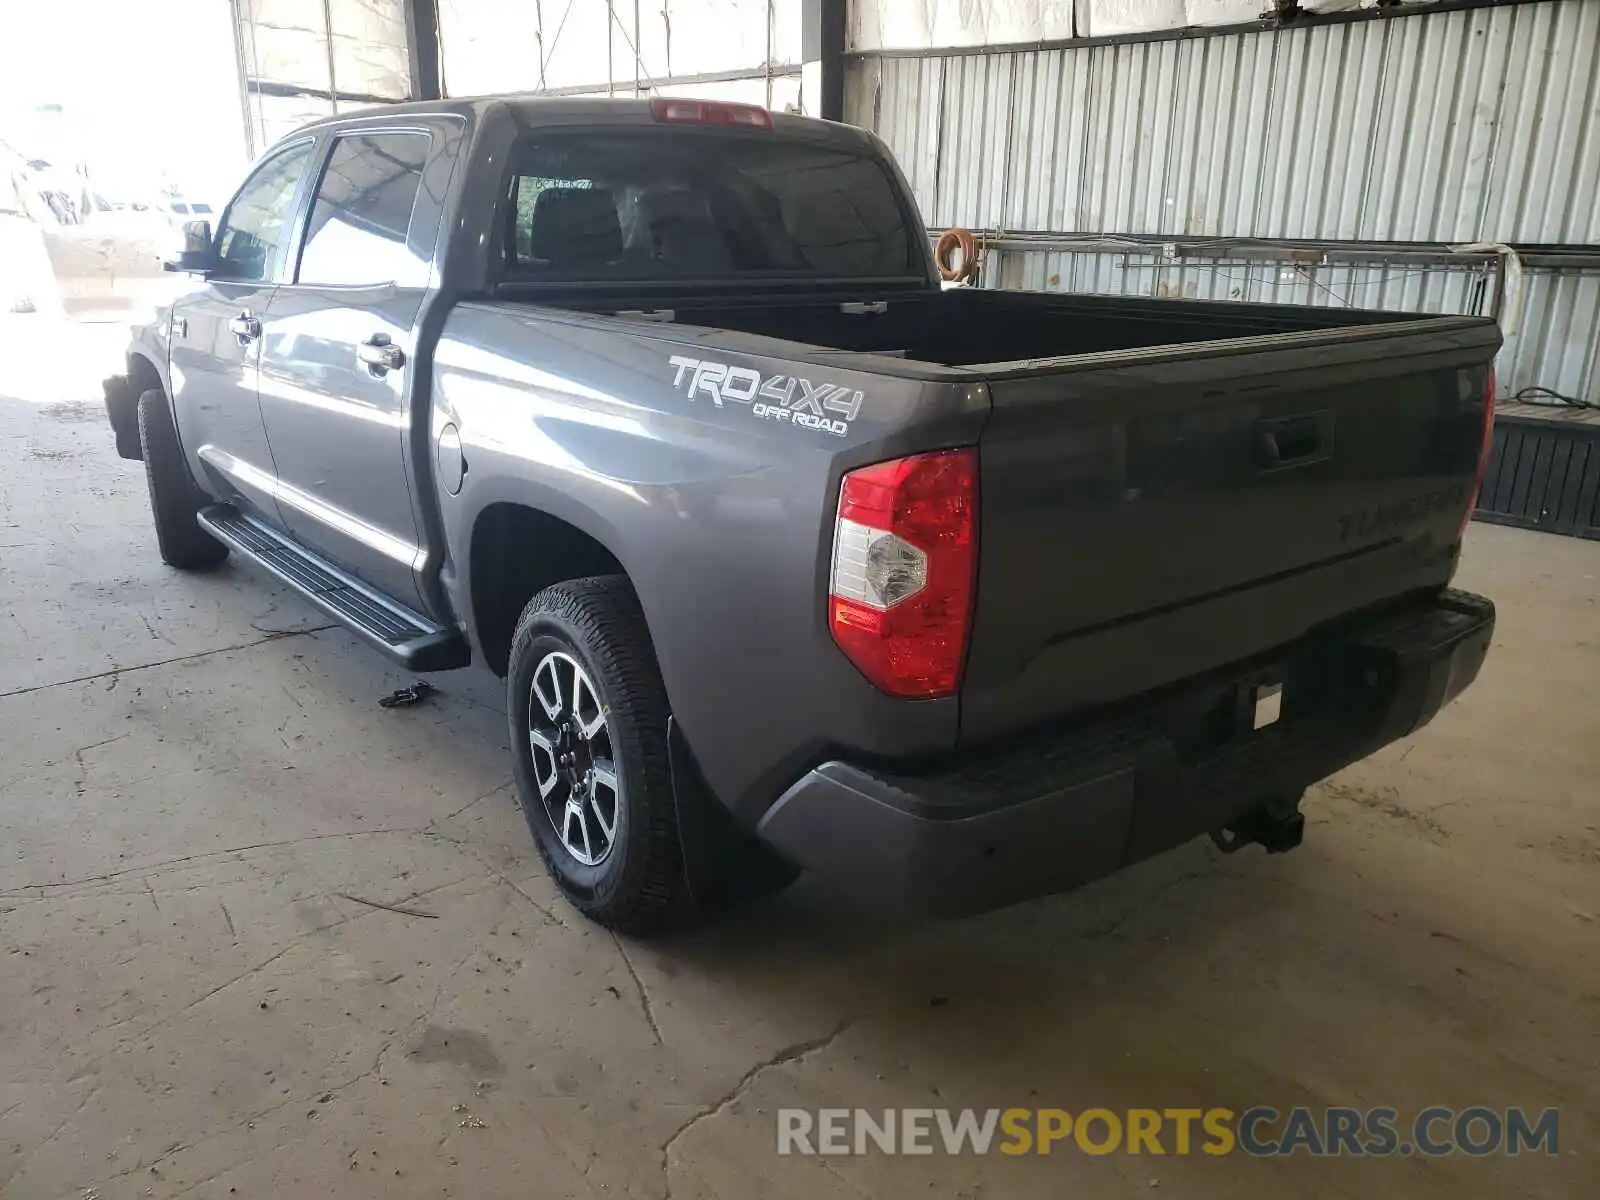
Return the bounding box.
[103,374,143,461]
[669,717,800,912]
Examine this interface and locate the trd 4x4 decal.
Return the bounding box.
[668,355,863,438]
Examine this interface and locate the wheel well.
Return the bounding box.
[469,504,626,677]
[127,353,162,396]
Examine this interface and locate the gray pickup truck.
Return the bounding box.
[104,96,1498,932]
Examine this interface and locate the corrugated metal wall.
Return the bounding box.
[1503,267,1600,402]
[848,0,1600,402]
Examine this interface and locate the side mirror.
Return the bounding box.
[164,219,217,273]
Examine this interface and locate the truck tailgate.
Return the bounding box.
[961,317,1499,743]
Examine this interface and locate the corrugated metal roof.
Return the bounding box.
[861,0,1600,244]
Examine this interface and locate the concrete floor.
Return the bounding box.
[1,317,1596,1199]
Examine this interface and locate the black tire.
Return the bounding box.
[137,388,228,570]
[507,576,696,934]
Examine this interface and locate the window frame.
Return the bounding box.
[290,125,440,290]
[210,136,320,286]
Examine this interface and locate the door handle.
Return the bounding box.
[228,312,261,341]
[1255,411,1333,470]
[357,334,406,373]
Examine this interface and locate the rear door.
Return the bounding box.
[257,125,449,610]
[170,138,317,521]
[960,320,1500,743]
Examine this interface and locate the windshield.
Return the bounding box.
[502,129,919,283]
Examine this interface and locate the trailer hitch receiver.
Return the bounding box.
[1210,793,1306,855]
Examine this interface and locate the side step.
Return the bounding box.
[197,505,470,671]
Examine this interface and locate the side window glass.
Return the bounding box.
[214,142,316,283]
[297,132,431,287]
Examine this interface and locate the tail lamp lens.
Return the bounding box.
[1463,367,1497,536]
[828,449,977,698]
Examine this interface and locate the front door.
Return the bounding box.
[169,138,317,523]
[257,127,442,609]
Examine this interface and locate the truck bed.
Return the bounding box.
[439,287,1497,805]
[493,282,1424,367]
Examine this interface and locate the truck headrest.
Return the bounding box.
[636,188,730,270]
[527,187,621,269]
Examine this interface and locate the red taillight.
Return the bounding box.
[828,449,977,699]
[649,97,772,130]
[1463,367,1497,536]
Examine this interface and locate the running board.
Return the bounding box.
[197,505,469,671]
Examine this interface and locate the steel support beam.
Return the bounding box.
[802,0,847,121]
[533,63,803,99]
[846,0,1534,61]
[404,0,443,100]
[247,79,401,108]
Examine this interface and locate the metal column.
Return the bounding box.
[404,0,443,100]
[802,0,847,120]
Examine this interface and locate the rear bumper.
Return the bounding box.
[757,589,1494,917]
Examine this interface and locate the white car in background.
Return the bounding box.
[162,196,215,224]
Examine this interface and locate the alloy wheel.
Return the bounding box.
[527,651,619,867]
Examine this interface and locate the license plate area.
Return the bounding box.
[1252,681,1284,729]
[1166,667,1295,764]
[1227,668,1288,739]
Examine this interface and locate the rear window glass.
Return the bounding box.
[504,130,916,282]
